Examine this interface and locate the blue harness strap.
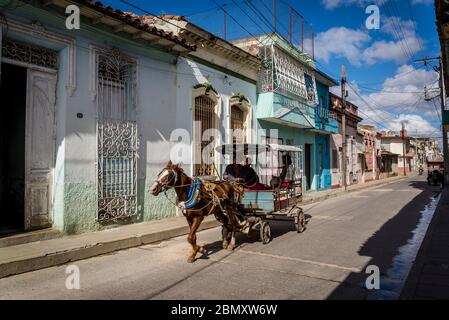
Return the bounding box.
[185,178,201,209]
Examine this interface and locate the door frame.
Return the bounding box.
[1,60,57,231]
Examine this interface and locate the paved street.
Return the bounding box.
[0,176,442,300]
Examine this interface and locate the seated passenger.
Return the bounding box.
[241,157,260,186]
[271,154,293,188]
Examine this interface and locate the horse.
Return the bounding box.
[149,161,244,263]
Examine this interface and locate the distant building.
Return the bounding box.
[380,131,415,175]
[329,93,364,188]
[358,125,382,182]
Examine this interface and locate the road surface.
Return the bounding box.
[0,176,441,300]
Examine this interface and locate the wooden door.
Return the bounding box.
[24,69,56,230]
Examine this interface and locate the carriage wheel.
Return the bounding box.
[260,222,271,245]
[296,209,306,233]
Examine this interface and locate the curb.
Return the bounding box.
[0,218,220,279]
[400,187,448,299]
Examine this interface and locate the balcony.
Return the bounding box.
[313,107,339,134]
[256,92,316,129]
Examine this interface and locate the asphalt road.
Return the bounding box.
[0,175,441,300]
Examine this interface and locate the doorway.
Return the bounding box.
[0,63,27,236]
[305,144,312,191]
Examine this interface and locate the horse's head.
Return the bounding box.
[149,161,182,196]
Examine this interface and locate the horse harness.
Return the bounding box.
[161,169,232,217]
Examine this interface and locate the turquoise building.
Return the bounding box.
[233,34,338,192]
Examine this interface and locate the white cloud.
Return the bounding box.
[315,27,371,65]
[322,0,386,10]
[315,17,423,66]
[332,65,441,135]
[322,0,428,10]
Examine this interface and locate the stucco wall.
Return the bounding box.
[4,6,257,234]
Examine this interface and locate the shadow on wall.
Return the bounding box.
[326,181,441,300]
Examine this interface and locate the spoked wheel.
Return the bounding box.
[260,222,271,245]
[293,207,306,233]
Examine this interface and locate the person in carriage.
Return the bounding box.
[223,155,267,190]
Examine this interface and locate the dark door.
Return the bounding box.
[0,63,27,236]
[305,144,312,191]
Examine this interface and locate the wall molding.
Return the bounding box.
[0,19,77,96]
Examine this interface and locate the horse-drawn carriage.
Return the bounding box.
[149,143,307,262]
[217,143,307,244]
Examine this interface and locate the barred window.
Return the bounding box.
[194,95,216,176]
[231,105,245,144]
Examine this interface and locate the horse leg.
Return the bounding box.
[187,215,204,263]
[226,213,239,251]
[215,211,230,249]
[221,224,231,249]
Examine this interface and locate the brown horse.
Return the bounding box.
[149,161,243,263]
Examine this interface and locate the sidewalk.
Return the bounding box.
[0,174,411,279]
[0,216,220,279]
[401,187,449,300]
[302,174,410,205]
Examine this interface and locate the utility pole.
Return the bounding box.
[273,0,276,33]
[341,65,348,191]
[402,121,407,177]
[223,3,227,40]
[438,56,449,187]
[415,56,449,186]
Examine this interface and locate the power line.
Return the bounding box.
[407,0,424,53]
[119,0,262,61]
[209,0,265,45]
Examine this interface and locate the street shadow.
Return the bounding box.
[198,214,312,260]
[326,179,441,300]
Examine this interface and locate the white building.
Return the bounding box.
[0,0,259,236]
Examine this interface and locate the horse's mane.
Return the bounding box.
[167,162,185,174]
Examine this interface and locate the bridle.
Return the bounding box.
[153,167,179,193]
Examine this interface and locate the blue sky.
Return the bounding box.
[104,0,442,138]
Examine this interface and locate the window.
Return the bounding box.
[332,149,339,169]
[231,105,245,144]
[194,95,216,176]
[96,48,137,222]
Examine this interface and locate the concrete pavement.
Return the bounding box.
[401,187,449,299]
[0,174,407,279]
[0,175,440,300]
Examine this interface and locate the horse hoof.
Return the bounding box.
[226,244,235,251]
[222,242,229,249]
[187,256,195,263]
[198,246,205,254]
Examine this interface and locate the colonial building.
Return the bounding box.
[329,93,364,189]
[358,125,382,182]
[380,131,415,175]
[232,33,339,192]
[141,14,260,212]
[0,0,260,236]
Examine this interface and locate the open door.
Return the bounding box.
[305,144,311,191]
[24,69,57,230]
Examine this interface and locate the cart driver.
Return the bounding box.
[223,155,244,183]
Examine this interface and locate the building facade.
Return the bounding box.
[0,0,259,236]
[358,125,382,182]
[329,93,364,189]
[233,33,338,192]
[380,131,414,175]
